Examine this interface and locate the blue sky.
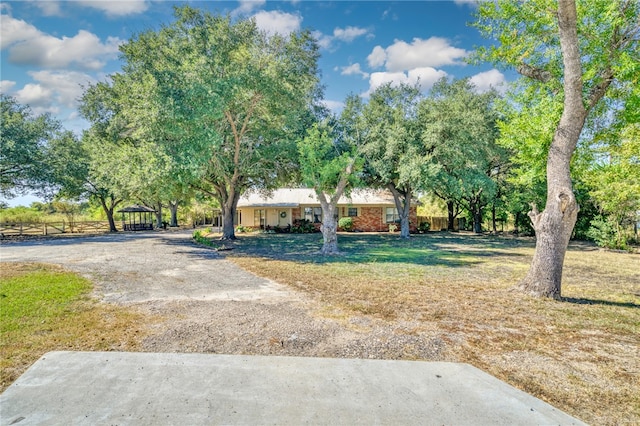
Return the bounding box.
[1,0,509,206]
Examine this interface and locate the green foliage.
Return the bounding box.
[0,206,46,223]
[417,222,431,233]
[291,219,317,234]
[472,0,640,240]
[193,230,215,247]
[235,225,252,233]
[419,78,505,232]
[0,95,59,197]
[298,122,361,193]
[587,216,630,251]
[111,5,322,239]
[338,217,354,232]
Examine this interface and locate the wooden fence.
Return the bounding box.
[0,221,112,237]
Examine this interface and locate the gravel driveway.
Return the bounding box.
[0,230,447,359]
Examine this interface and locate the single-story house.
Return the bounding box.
[236,188,418,232]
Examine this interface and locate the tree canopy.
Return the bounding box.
[110,6,322,239]
[1,95,59,198]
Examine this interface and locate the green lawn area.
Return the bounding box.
[203,230,639,426]
[0,263,151,392]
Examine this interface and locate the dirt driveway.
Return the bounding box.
[0,230,446,359]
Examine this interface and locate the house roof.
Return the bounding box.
[237,188,402,208]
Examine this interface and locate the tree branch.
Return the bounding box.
[516,63,552,83]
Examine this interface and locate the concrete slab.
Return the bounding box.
[1,352,585,425]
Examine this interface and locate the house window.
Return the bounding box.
[347,207,358,217]
[385,207,399,223]
[304,207,322,223]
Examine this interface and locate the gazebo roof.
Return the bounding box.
[117,205,156,213]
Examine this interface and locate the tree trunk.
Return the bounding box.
[517,0,585,299]
[221,202,236,240]
[319,201,339,255]
[99,196,118,232]
[153,201,163,228]
[447,201,456,231]
[219,187,241,240]
[169,201,179,227]
[472,201,483,234]
[388,184,412,238]
[492,203,497,233]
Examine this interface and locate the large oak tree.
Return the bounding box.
[115,6,321,239]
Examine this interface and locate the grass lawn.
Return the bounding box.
[204,230,639,426]
[0,263,152,392]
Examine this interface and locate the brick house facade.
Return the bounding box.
[236,188,418,233]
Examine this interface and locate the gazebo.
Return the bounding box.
[118,205,156,231]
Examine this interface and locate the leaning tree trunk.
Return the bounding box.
[388,185,412,238]
[99,195,119,232]
[517,0,586,299]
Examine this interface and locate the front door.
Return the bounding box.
[278,210,288,226]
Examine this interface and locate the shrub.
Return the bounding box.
[587,216,629,251]
[235,225,251,233]
[417,222,430,233]
[291,219,317,233]
[338,217,354,232]
[389,224,398,232]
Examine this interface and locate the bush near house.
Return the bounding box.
[338,217,354,232]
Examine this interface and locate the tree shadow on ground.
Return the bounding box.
[562,297,639,309]
[217,232,533,268]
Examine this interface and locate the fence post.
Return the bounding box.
[44,223,47,235]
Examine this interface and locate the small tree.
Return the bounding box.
[298,123,360,254]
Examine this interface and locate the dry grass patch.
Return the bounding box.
[0,262,156,393]
[219,232,639,425]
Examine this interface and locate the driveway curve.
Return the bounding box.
[0,230,294,304]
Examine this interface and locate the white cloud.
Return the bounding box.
[367,45,386,68]
[0,14,41,49]
[454,0,480,6]
[340,63,369,79]
[364,67,447,97]
[233,0,266,16]
[15,84,55,112]
[469,69,507,94]
[252,10,302,36]
[368,37,467,71]
[313,25,371,51]
[322,99,345,113]
[32,1,63,16]
[333,26,369,42]
[77,0,148,16]
[1,80,16,94]
[312,30,332,50]
[1,15,122,70]
[13,70,96,114]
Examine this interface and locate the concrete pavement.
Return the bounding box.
[1,351,585,425]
